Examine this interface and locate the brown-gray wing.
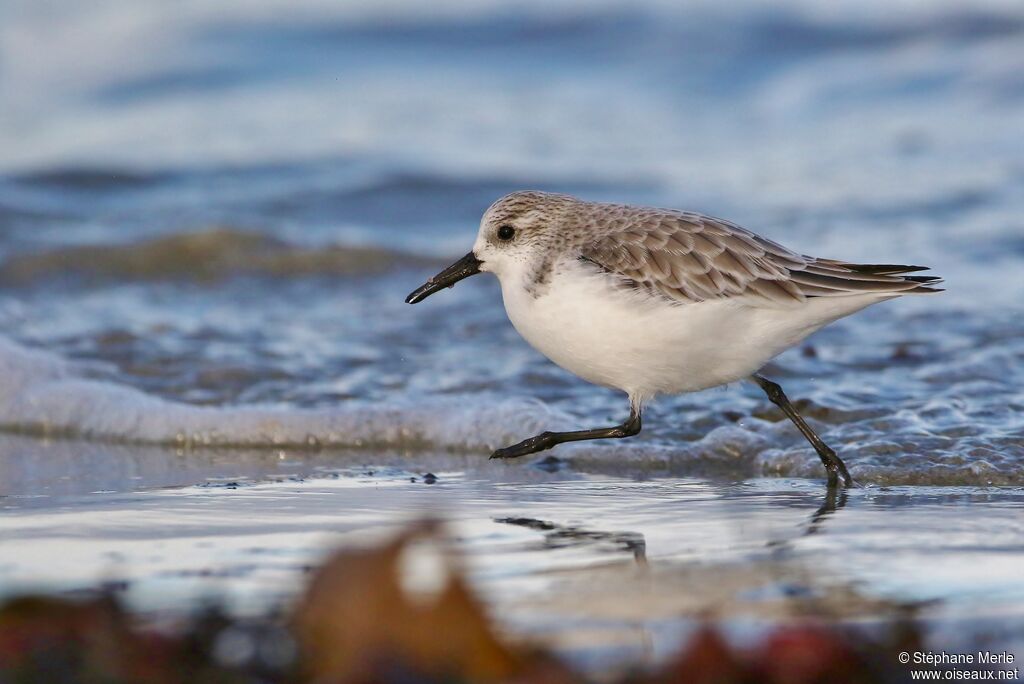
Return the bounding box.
[578,212,941,304]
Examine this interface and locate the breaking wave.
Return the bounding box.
[0,336,565,451]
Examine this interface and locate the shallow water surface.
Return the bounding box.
[2,442,1023,669]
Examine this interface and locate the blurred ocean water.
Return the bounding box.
[0,0,1023,485]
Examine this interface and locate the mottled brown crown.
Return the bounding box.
[483,191,576,227]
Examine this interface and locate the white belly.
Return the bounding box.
[498,261,880,401]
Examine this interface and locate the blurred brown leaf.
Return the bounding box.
[294,520,538,683]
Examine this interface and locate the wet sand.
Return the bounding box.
[2,434,1021,672]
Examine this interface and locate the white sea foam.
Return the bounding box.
[0,336,566,450]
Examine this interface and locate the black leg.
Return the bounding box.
[490,404,641,460]
[752,374,854,488]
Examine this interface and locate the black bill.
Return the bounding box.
[405,252,482,304]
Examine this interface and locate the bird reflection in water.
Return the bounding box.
[494,516,647,565]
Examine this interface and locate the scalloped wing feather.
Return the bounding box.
[579,212,942,305]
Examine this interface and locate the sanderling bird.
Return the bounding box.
[406,192,941,487]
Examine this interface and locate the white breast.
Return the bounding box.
[497,258,881,401]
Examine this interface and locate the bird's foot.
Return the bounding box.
[840,476,861,489]
[489,432,556,460]
[824,462,857,489]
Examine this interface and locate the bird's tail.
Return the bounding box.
[790,259,943,297]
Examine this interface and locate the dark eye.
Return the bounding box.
[497,224,516,241]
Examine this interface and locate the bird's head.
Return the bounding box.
[405,191,578,304]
